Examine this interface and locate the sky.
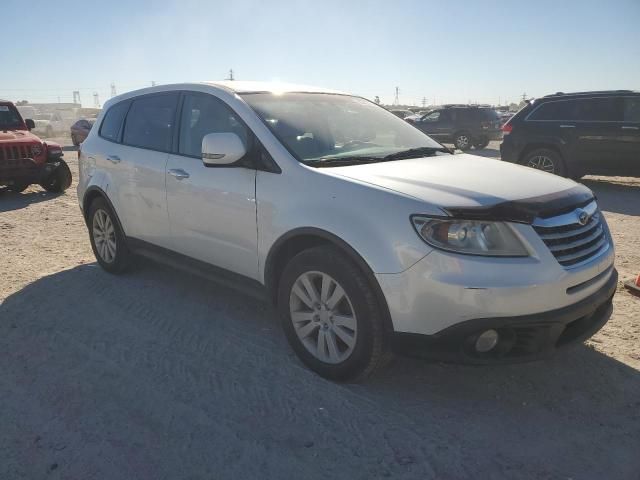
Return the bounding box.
[1,0,639,107]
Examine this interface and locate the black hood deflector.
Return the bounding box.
[442,184,594,224]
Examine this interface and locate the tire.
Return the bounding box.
[521,148,567,177]
[40,160,72,193]
[474,139,490,149]
[453,132,472,151]
[7,183,29,193]
[87,197,132,274]
[277,245,390,382]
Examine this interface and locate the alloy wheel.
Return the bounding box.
[527,155,555,173]
[456,135,469,149]
[289,271,357,364]
[92,209,117,263]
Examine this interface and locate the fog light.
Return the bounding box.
[475,329,499,353]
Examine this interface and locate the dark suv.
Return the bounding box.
[407,105,502,150]
[500,90,640,177]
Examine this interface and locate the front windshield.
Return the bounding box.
[241,93,443,163]
[0,105,24,130]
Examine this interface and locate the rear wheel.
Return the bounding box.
[522,148,566,176]
[454,132,472,151]
[278,245,390,382]
[87,197,132,273]
[40,160,72,192]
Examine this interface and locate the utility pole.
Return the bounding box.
[73,91,81,105]
[93,92,100,108]
[110,83,117,97]
[226,69,235,81]
[151,81,157,87]
[422,97,427,108]
[393,86,399,106]
[521,92,527,103]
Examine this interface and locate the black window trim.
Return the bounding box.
[524,95,633,123]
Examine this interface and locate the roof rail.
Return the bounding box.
[544,90,637,97]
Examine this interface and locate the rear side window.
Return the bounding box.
[528,100,579,121]
[575,97,622,122]
[99,102,129,142]
[123,94,178,151]
[624,97,640,122]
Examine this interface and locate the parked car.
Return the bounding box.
[407,105,502,150]
[500,90,640,177]
[77,82,617,381]
[0,100,72,193]
[390,109,414,119]
[70,118,95,146]
[32,112,67,137]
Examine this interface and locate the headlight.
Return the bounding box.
[411,216,528,257]
[30,144,43,157]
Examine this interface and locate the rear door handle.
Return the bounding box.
[622,126,639,130]
[168,168,190,180]
[107,155,121,164]
[559,125,576,128]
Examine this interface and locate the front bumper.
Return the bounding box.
[0,158,58,186]
[391,268,616,363]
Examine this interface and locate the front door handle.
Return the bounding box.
[168,168,190,180]
[559,125,576,128]
[622,126,639,130]
[107,155,121,164]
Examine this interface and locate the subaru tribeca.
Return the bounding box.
[78,82,617,381]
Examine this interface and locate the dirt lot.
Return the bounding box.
[1,140,639,479]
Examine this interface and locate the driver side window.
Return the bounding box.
[178,93,250,158]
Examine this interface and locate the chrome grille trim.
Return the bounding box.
[533,201,610,268]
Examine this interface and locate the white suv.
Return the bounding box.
[78,82,617,380]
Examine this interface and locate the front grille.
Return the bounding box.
[533,202,609,268]
[0,144,30,161]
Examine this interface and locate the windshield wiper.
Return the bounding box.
[305,156,382,168]
[382,146,451,161]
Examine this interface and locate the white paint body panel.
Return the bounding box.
[77,81,615,337]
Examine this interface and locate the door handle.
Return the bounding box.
[168,168,190,180]
[107,155,121,163]
[559,125,576,128]
[622,126,639,130]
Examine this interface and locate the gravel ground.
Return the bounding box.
[1,140,639,479]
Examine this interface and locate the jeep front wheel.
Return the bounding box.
[454,132,472,151]
[40,160,72,193]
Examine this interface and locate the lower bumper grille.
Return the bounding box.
[533,201,609,267]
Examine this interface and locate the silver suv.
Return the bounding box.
[78,82,617,380]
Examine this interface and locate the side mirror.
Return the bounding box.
[202,132,247,166]
[25,119,35,130]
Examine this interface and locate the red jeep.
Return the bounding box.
[0,100,72,193]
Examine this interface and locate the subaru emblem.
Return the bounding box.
[576,209,589,226]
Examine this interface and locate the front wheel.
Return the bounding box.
[278,245,390,382]
[87,197,132,273]
[454,132,472,151]
[474,138,490,149]
[522,148,566,176]
[40,160,72,192]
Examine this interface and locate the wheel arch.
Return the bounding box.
[82,186,127,236]
[264,227,394,333]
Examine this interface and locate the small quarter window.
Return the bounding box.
[528,100,579,121]
[99,101,129,142]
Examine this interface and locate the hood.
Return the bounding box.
[328,154,592,222]
[0,129,42,143]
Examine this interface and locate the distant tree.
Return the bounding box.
[16,100,29,105]
[374,96,380,104]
